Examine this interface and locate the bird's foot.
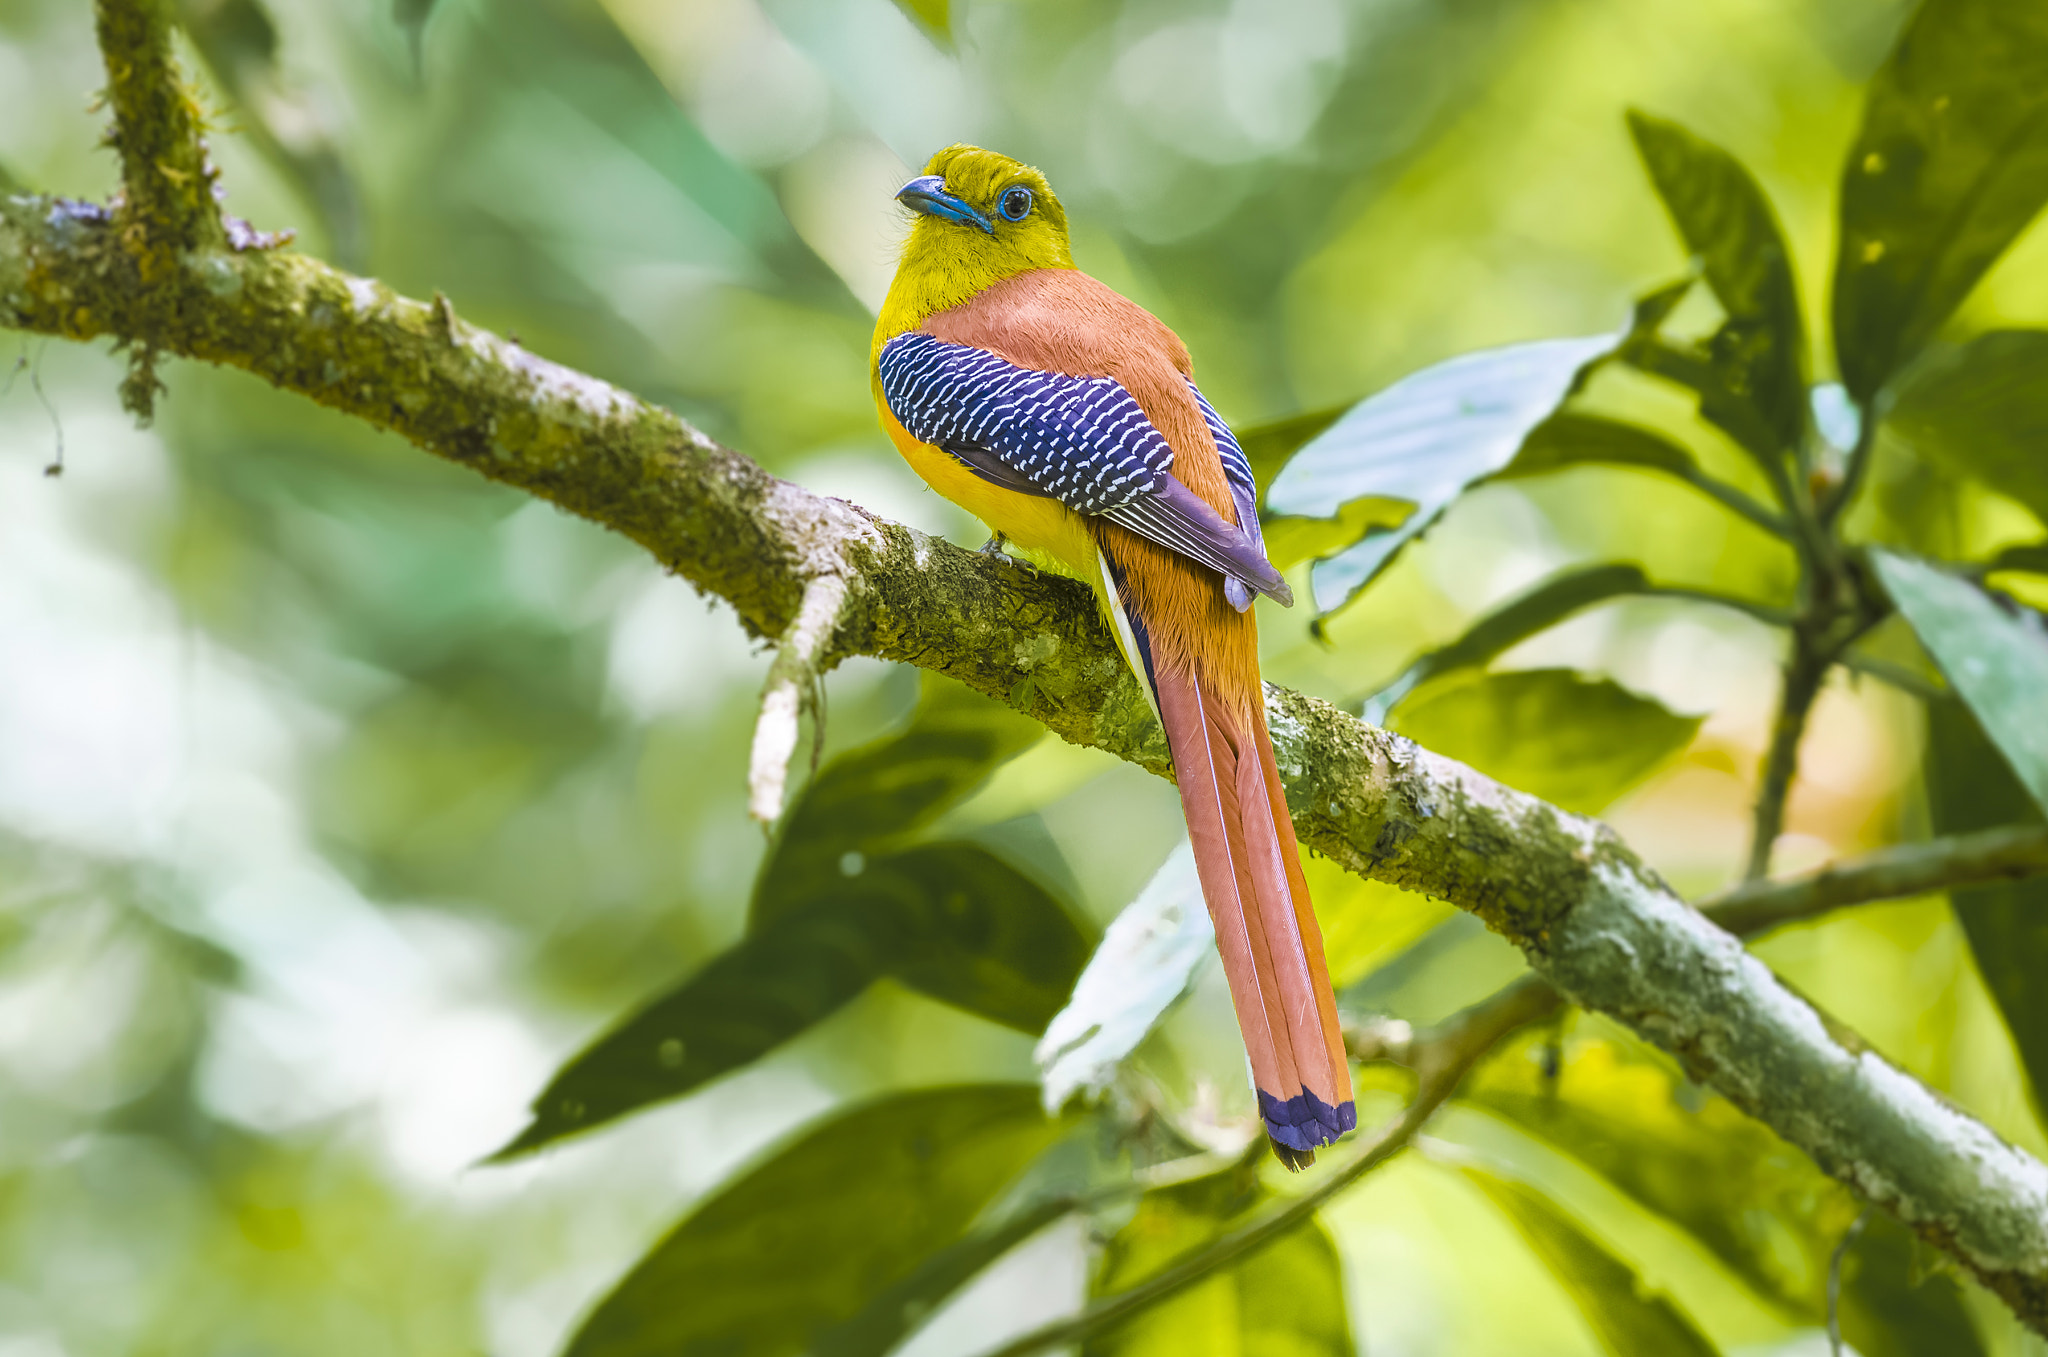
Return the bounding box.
[978,531,1010,557]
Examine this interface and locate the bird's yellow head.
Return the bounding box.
[875,145,1074,346]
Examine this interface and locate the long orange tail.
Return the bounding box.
[1151,661,1355,1169]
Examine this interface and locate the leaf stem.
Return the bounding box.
[972,981,1559,1357]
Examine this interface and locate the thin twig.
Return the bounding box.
[976,980,1556,1357]
[1745,629,1831,880]
[1703,825,2048,936]
[1828,1210,1871,1357]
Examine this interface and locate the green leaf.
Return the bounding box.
[1263,336,1615,613]
[1365,564,1655,721]
[1924,698,2048,1121]
[1838,1210,1989,1357]
[1833,0,2048,400]
[1460,1167,1719,1357]
[1885,330,2048,526]
[490,680,1080,1158]
[1870,549,2048,816]
[1987,539,2048,576]
[564,1085,1063,1357]
[754,679,1043,926]
[889,0,951,46]
[1037,842,1212,1111]
[876,841,1096,1033]
[1237,406,1346,495]
[1084,1159,1350,1357]
[818,1129,1129,1357]
[1628,110,1808,452]
[1463,1031,1858,1317]
[1496,413,1703,483]
[493,841,1088,1156]
[1262,495,1417,574]
[1388,669,1701,814]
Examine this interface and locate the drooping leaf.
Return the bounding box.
[493,898,884,1159]
[564,1085,1063,1357]
[1837,1210,1989,1357]
[1364,564,1655,721]
[877,841,1096,1032]
[1463,1031,1859,1317]
[1461,1167,1719,1357]
[1495,412,1703,483]
[492,681,1078,1157]
[1037,842,1212,1112]
[754,680,1043,925]
[1833,0,2048,400]
[1263,336,1614,613]
[493,841,1088,1156]
[1388,669,1701,814]
[1871,549,2048,815]
[1924,698,2048,1121]
[1885,330,2048,527]
[1628,110,1808,453]
[818,1127,1130,1357]
[1084,1158,1351,1357]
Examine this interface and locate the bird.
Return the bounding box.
[870,145,1354,1169]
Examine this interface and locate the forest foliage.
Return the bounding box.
[4,0,2048,1355]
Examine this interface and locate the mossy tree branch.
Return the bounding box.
[7,0,2048,1334]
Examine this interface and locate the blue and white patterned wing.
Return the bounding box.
[1187,382,1269,610]
[879,332,1291,607]
[879,331,1171,512]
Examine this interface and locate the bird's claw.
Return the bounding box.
[978,532,1010,557]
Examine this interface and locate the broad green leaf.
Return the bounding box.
[818,1127,1130,1357]
[1237,405,1346,495]
[1305,852,1456,989]
[1263,495,1415,573]
[564,1085,1062,1357]
[1924,699,2048,1120]
[1365,564,1655,721]
[493,842,1088,1156]
[1037,842,1212,1112]
[1263,336,1614,613]
[1463,1032,1858,1317]
[1461,1167,1718,1357]
[1628,111,1808,453]
[1838,1210,1988,1357]
[1871,549,2048,815]
[754,679,1042,925]
[1886,330,2048,526]
[1085,1159,1350,1357]
[878,841,1095,1033]
[817,1194,1077,1357]
[1388,670,1701,814]
[1495,412,1703,483]
[1833,0,2048,400]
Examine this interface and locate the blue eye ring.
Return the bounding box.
[998,186,1033,222]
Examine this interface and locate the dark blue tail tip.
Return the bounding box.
[1258,1087,1357,1170]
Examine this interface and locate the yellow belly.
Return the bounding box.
[878,401,1100,579]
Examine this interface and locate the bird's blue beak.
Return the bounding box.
[896,175,993,234]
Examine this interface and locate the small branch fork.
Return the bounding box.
[10,0,2048,1334]
[747,571,851,824]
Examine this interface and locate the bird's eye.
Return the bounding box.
[998,186,1033,222]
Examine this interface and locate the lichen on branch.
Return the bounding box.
[6,0,2048,1333]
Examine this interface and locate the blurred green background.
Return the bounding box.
[3,0,2045,1353]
